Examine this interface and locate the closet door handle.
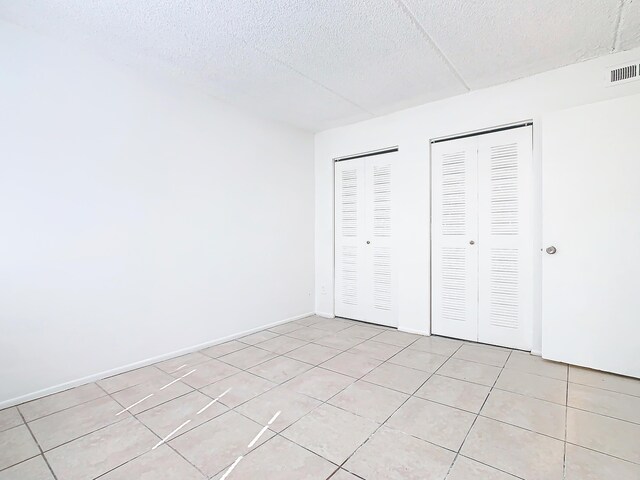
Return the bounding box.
[366,241,371,245]
[469,240,475,245]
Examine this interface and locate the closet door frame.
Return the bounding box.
[429,121,535,349]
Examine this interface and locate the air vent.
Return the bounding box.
[606,62,640,86]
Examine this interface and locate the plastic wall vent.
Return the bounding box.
[606,62,640,86]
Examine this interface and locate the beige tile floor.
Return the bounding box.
[1,315,639,479]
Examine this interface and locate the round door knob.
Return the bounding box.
[469,240,475,245]
[366,241,370,244]
[546,246,557,254]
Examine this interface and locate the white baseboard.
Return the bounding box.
[0,311,314,409]
[398,327,430,336]
[315,311,335,319]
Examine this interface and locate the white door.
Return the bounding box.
[334,153,397,327]
[431,137,479,341]
[542,95,640,378]
[432,126,533,349]
[477,128,533,350]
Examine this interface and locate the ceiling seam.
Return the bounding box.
[612,0,626,51]
[392,0,470,91]
[235,35,375,116]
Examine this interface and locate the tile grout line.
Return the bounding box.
[443,348,518,479]
[15,408,59,480]
[325,335,467,476]
[199,320,400,478]
[7,318,639,478]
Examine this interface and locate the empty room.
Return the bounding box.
[1,1,640,479]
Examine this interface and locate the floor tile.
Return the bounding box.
[0,408,23,433]
[100,445,205,480]
[341,324,386,339]
[110,374,193,414]
[330,469,360,480]
[480,389,566,439]
[283,403,378,464]
[344,426,455,480]
[565,443,640,480]
[568,382,640,423]
[238,330,280,345]
[235,385,321,432]
[373,330,419,347]
[155,352,211,373]
[169,410,272,477]
[320,352,382,378]
[414,374,490,413]
[211,436,335,480]
[312,319,353,333]
[452,344,511,367]
[566,407,640,463]
[200,371,276,408]
[200,340,247,358]
[30,396,126,451]
[173,358,240,389]
[388,349,448,372]
[268,322,305,334]
[218,345,277,369]
[19,383,106,421]
[98,366,166,394]
[504,351,567,380]
[137,390,227,439]
[0,425,39,471]
[314,334,364,351]
[285,343,341,365]
[0,455,54,480]
[362,362,431,394]
[285,327,330,342]
[254,335,307,355]
[284,367,354,401]
[438,358,502,386]
[385,396,475,451]
[461,416,564,480]
[45,417,157,480]
[410,336,463,356]
[248,356,312,384]
[569,366,640,397]
[495,369,567,404]
[446,456,518,479]
[329,380,408,423]
[293,315,323,327]
[347,340,404,361]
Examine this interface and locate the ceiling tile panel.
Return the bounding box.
[218,0,467,115]
[402,0,621,88]
[619,0,640,51]
[0,0,370,131]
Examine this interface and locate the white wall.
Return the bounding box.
[0,22,315,407]
[315,47,640,352]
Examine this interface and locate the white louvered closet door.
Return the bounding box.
[335,158,366,322]
[334,153,398,327]
[431,138,479,341]
[363,154,397,326]
[477,127,533,350]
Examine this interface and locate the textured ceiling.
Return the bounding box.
[1,0,639,131]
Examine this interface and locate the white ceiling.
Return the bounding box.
[1,0,639,131]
